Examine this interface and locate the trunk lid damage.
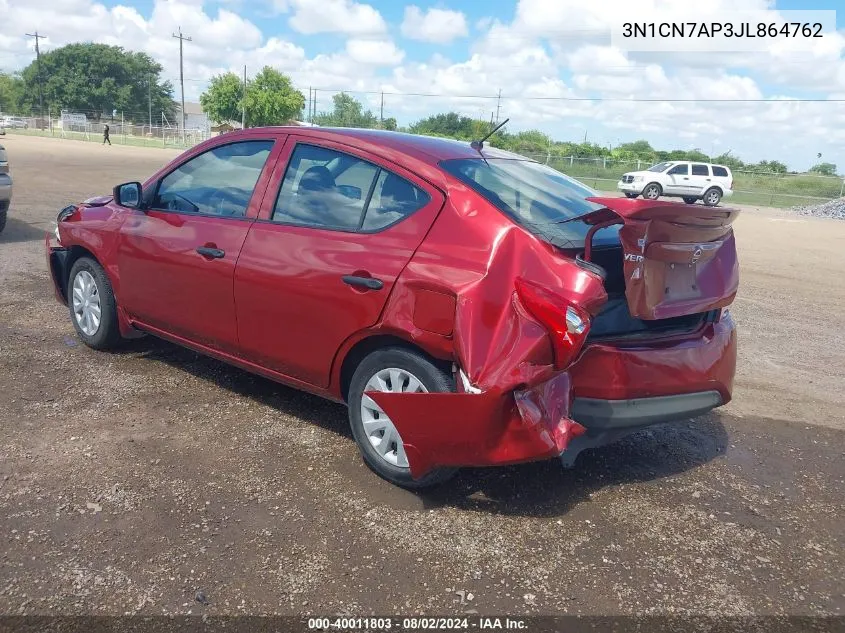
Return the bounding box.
[580,196,739,320]
[368,198,740,479]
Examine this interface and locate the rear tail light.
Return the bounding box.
[515,279,592,370]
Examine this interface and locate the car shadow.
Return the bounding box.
[0,217,50,244]
[114,336,728,518]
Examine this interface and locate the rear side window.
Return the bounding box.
[153,141,273,217]
[691,164,710,176]
[712,166,729,177]
[273,144,428,232]
[667,164,688,175]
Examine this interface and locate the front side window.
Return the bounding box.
[667,164,689,176]
[273,144,428,231]
[691,164,710,176]
[153,141,273,217]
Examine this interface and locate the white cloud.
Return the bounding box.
[286,0,386,36]
[401,6,469,44]
[1,0,844,169]
[346,39,405,66]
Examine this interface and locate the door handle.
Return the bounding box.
[196,246,225,259]
[683,177,689,180]
[342,275,383,291]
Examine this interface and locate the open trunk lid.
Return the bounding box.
[578,196,739,320]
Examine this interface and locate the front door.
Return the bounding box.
[664,162,691,195]
[117,137,279,353]
[234,137,445,387]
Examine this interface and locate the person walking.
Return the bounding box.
[103,124,111,146]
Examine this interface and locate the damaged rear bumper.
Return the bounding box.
[370,313,736,480]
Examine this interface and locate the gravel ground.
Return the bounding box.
[0,136,844,620]
[793,198,845,220]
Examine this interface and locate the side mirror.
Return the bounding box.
[113,182,143,209]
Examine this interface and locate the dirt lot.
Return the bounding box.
[1,136,844,619]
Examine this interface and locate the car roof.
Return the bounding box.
[239,126,527,166]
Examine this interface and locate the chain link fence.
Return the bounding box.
[2,114,842,208]
[1,114,211,150]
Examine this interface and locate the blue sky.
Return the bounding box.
[3,0,845,170]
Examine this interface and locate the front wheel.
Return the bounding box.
[642,183,662,200]
[702,187,722,207]
[348,347,458,489]
[68,257,122,350]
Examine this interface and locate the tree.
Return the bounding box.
[313,92,378,128]
[409,111,475,138]
[241,67,304,127]
[383,117,397,131]
[199,72,243,125]
[809,162,837,177]
[0,73,25,113]
[17,43,174,120]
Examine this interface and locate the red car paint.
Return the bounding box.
[47,127,739,480]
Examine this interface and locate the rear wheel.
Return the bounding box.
[348,347,458,489]
[703,187,722,207]
[68,257,122,350]
[0,209,6,233]
[642,183,662,200]
[683,196,698,204]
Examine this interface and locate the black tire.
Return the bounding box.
[702,187,722,207]
[642,183,662,200]
[67,257,122,350]
[683,197,698,204]
[624,192,638,199]
[348,347,458,489]
[0,210,6,234]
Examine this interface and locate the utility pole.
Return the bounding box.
[312,89,317,122]
[26,31,46,125]
[241,65,247,129]
[172,27,192,144]
[380,91,384,128]
[148,74,153,133]
[307,87,312,124]
[495,88,502,124]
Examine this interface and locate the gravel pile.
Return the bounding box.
[792,198,845,220]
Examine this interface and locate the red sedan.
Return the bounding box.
[46,127,738,488]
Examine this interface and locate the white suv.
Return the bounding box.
[617,161,733,206]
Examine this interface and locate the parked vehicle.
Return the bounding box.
[0,143,11,233]
[46,128,739,488]
[618,161,733,206]
[1,116,29,130]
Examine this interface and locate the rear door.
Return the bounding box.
[117,136,282,353]
[582,196,739,320]
[663,163,690,195]
[234,136,446,387]
[689,163,712,195]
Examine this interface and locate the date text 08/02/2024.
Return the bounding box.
[622,22,823,38]
[307,616,528,630]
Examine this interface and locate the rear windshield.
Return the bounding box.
[441,158,620,249]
